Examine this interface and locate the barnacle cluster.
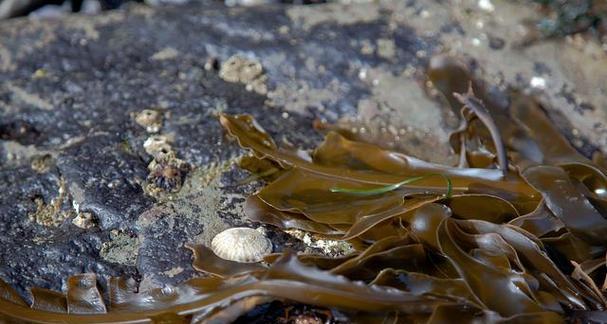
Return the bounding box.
[143,135,190,194]
[2,57,607,322]
[147,160,189,192]
[219,55,268,95]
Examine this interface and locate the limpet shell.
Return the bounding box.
[211,227,272,263]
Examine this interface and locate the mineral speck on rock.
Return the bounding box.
[71,211,96,229]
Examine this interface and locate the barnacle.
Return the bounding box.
[144,135,190,194]
[146,159,190,193]
[133,109,163,133]
[2,57,607,323]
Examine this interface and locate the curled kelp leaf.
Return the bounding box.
[342,196,443,240]
[446,194,519,223]
[405,203,452,252]
[453,86,509,176]
[427,55,536,165]
[522,165,607,245]
[370,269,482,308]
[108,277,138,311]
[571,261,607,307]
[237,155,284,184]
[1,253,469,323]
[263,253,356,271]
[541,232,602,264]
[220,113,537,200]
[30,288,67,313]
[186,244,267,278]
[245,195,343,235]
[216,109,607,320]
[259,253,458,313]
[332,243,429,282]
[328,236,427,281]
[330,173,452,198]
[438,218,544,316]
[509,201,565,238]
[257,168,409,225]
[67,274,107,314]
[449,107,476,168]
[201,296,273,324]
[509,92,590,167]
[455,219,586,309]
[0,279,27,306]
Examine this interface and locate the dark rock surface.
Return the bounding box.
[0,1,433,298]
[1,0,606,301]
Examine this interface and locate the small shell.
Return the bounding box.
[211,227,272,263]
[134,109,163,133]
[143,135,172,159]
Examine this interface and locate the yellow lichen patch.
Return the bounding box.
[170,158,245,247]
[198,156,241,187]
[176,170,229,246]
[100,230,140,266]
[28,177,69,227]
[30,154,53,173]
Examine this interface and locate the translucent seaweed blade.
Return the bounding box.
[330,174,452,198]
[237,167,280,185]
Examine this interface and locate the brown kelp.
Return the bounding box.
[1,56,607,323]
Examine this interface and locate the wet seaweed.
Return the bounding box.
[1,57,607,323]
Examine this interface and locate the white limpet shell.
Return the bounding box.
[211,227,272,263]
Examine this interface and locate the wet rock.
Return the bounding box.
[0,0,606,300]
[0,166,138,299]
[488,35,505,50]
[56,134,152,230]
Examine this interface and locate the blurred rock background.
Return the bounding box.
[0,0,331,20]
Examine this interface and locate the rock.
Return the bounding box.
[0,0,606,299]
